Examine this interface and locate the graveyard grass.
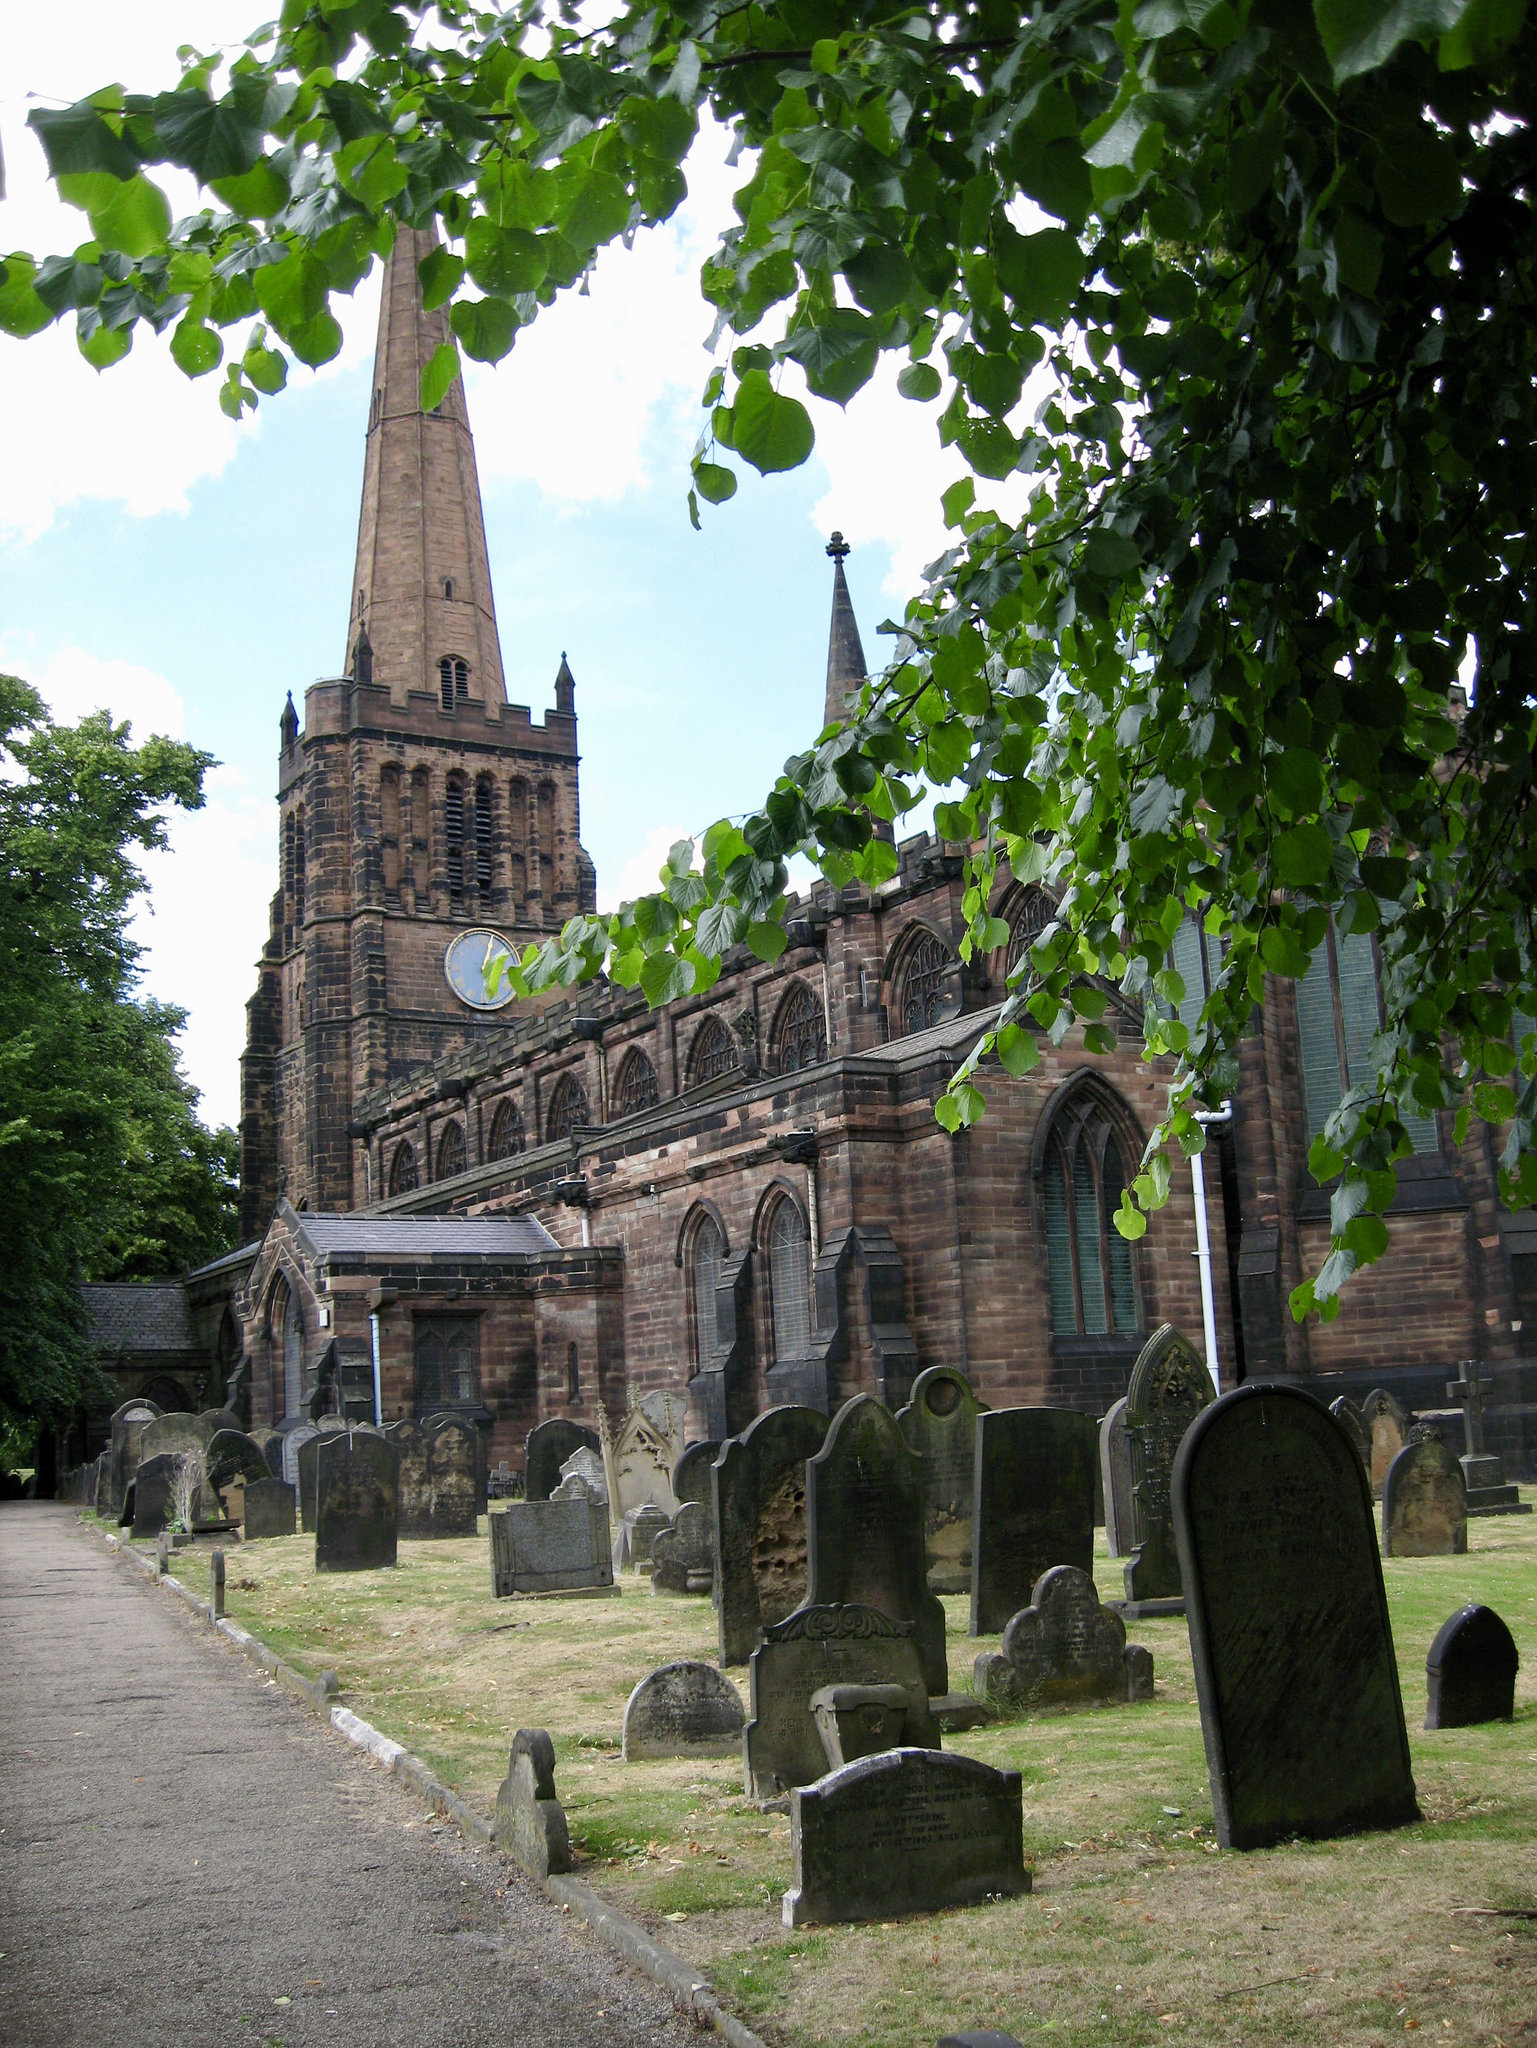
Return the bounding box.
[120,1507,1537,2048]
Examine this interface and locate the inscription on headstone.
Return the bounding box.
[970,1407,1096,1636]
[621,1661,746,1760]
[896,1366,986,1594]
[314,1431,400,1573]
[1123,1325,1214,1610]
[714,1405,829,1666]
[1424,1604,1518,1729]
[1382,1436,1468,1558]
[974,1565,1153,1707]
[744,1604,938,1799]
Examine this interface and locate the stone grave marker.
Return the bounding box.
[603,1401,680,1523]
[1445,1364,1530,1515]
[93,1454,111,1517]
[1424,1604,1519,1728]
[1328,1396,1371,1477]
[809,1684,919,1771]
[782,1749,1028,1927]
[386,1421,431,1532]
[314,1431,400,1573]
[622,1660,746,1760]
[282,1422,318,1501]
[672,1440,720,1507]
[424,1417,479,1536]
[650,1500,714,1595]
[744,1604,939,1799]
[1100,1399,1133,1558]
[806,1394,948,1696]
[249,1427,285,1481]
[974,1565,1153,1707]
[1122,1325,1214,1613]
[197,1408,242,1440]
[622,1501,671,1573]
[1382,1436,1468,1557]
[896,1365,987,1595]
[493,1729,572,1879]
[206,1429,271,1494]
[490,1499,616,1598]
[715,1405,829,1666]
[970,1406,1096,1635]
[552,1445,608,1502]
[108,1401,159,1519]
[1173,1382,1420,1850]
[637,1388,687,1456]
[130,1453,178,1538]
[1362,1388,1409,1498]
[525,1419,600,1503]
[244,1476,297,1539]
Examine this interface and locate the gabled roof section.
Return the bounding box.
[79,1283,196,1353]
[292,1211,561,1260]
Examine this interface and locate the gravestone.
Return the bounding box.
[650,1500,714,1595]
[130,1453,180,1538]
[1382,1436,1468,1557]
[782,1749,1028,1927]
[139,1412,211,1474]
[970,1407,1096,1636]
[621,1661,746,1760]
[198,1407,242,1440]
[525,1419,600,1503]
[1362,1388,1409,1499]
[1424,1604,1519,1728]
[551,1468,604,1505]
[314,1431,400,1572]
[390,1418,478,1537]
[493,1729,573,1879]
[744,1604,939,1799]
[1122,1325,1214,1613]
[1328,1396,1371,1477]
[1445,1364,1530,1515]
[896,1366,987,1594]
[637,1388,687,1452]
[93,1454,111,1517]
[1173,1382,1419,1850]
[282,1422,319,1501]
[107,1401,159,1519]
[205,1430,271,1497]
[974,1566,1153,1707]
[249,1428,285,1481]
[1100,1399,1132,1558]
[622,1501,671,1573]
[672,1440,720,1507]
[244,1476,297,1540]
[715,1405,829,1666]
[604,1401,680,1522]
[490,1499,616,1597]
[553,1446,608,1503]
[806,1395,947,1696]
[387,1421,431,1532]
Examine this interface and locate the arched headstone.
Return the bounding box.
[1382,1436,1467,1558]
[525,1419,600,1503]
[1122,1325,1214,1612]
[896,1365,986,1594]
[714,1406,829,1666]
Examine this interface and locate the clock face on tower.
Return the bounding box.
[443,929,516,1010]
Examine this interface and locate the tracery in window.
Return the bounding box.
[488,1099,525,1161]
[388,1141,418,1195]
[771,981,827,1075]
[896,930,957,1035]
[613,1049,660,1117]
[414,1317,479,1411]
[1006,888,1053,989]
[1042,1091,1140,1339]
[766,1198,812,1362]
[689,1212,724,1368]
[689,1014,739,1086]
[436,1120,466,1180]
[546,1072,590,1143]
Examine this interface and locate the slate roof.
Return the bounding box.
[849,1004,1002,1068]
[293,1213,560,1259]
[79,1283,196,1354]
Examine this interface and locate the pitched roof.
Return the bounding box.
[79,1283,196,1353]
[293,1212,560,1260]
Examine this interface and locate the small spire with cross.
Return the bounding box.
[826,530,850,562]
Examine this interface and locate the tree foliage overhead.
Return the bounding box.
[4,0,1534,1312]
[0,676,237,1434]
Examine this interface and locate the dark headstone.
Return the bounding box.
[974,1565,1153,1707]
[294,1422,348,1531]
[1362,1388,1409,1499]
[1100,1398,1133,1558]
[93,1454,111,1517]
[714,1405,828,1666]
[243,1476,297,1540]
[205,1430,271,1494]
[490,1499,615,1597]
[621,1660,746,1760]
[282,1421,319,1502]
[390,1418,478,1537]
[1424,1604,1518,1728]
[130,1453,177,1538]
[744,1603,939,1799]
[524,1419,601,1503]
[810,1683,921,1771]
[970,1407,1096,1636]
[806,1395,947,1696]
[493,1729,573,1879]
[671,1440,720,1507]
[249,1428,284,1480]
[107,1401,158,1519]
[896,1366,987,1594]
[314,1431,400,1573]
[783,1749,1028,1927]
[1173,1383,1420,1850]
[1123,1325,1214,1609]
[1329,1396,1370,1476]
[1382,1436,1468,1558]
[650,1500,714,1595]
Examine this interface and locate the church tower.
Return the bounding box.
[239,227,595,1234]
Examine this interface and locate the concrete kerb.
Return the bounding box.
[86,1515,766,2048]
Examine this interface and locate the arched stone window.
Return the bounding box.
[270,1275,305,1420]
[443,577,455,600]
[439,655,469,710]
[474,777,494,890]
[488,1099,525,1161]
[613,1048,660,1117]
[689,1014,739,1086]
[766,1197,812,1363]
[1041,1088,1140,1338]
[436,1120,466,1179]
[1006,887,1053,989]
[546,1072,590,1143]
[688,1210,725,1368]
[381,766,402,896]
[771,981,827,1075]
[388,1141,418,1195]
[895,929,958,1035]
[445,774,465,901]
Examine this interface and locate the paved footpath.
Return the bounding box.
[0,1505,703,2048]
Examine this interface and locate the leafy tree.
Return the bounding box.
[0,675,234,1440]
[3,0,1533,1312]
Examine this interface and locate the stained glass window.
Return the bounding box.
[436,1120,466,1179]
[488,1100,525,1160]
[546,1073,590,1142]
[613,1049,660,1116]
[898,931,956,1035]
[689,1015,739,1085]
[388,1142,418,1195]
[691,1213,723,1367]
[773,981,827,1074]
[768,1200,812,1361]
[1043,1098,1139,1337]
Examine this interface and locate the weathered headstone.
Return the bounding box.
[604,1401,680,1522]
[197,1408,242,1440]
[622,1502,671,1573]
[107,1401,159,1520]
[806,1395,947,1696]
[553,1445,608,1502]
[525,1419,600,1503]
[715,1405,829,1666]
[650,1500,715,1595]
[1328,1396,1371,1477]
[896,1366,987,1594]
[1382,1436,1468,1557]
[490,1498,616,1597]
[205,1430,271,1498]
[1362,1388,1409,1499]
[1424,1604,1519,1728]
[389,1417,479,1537]
[637,1388,687,1454]
[970,1407,1096,1636]
[493,1729,573,1879]
[248,1426,284,1480]
[131,1453,178,1538]
[622,1661,746,1760]
[243,1476,297,1539]
[1173,1382,1420,1850]
[282,1421,319,1501]
[974,1566,1153,1707]
[744,1604,939,1799]
[782,1749,1028,1927]
[93,1454,111,1517]
[314,1431,400,1573]
[1122,1325,1214,1613]
[1100,1398,1132,1558]
[671,1440,720,1507]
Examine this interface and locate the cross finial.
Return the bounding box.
[826,531,850,562]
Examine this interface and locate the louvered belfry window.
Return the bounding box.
[474,779,493,888]
[1043,1099,1139,1338]
[773,981,827,1074]
[898,931,955,1034]
[691,1213,724,1367]
[1297,921,1438,1154]
[768,1200,812,1362]
[445,777,465,900]
[614,1049,660,1116]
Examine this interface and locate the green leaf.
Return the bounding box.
[995,1022,1040,1076]
[747,920,789,962]
[727,370,814,476]
[897,362,942,402]
[28,104,139,181]
[242,340,288,394]
[695,901,747,955]
[1273,822,1334,888]
[1083,529,1141,577]
[450,296,518,364]
[209,159,289,217]
[692,461,737,504]
[78,318,132,369]
[152,85,265,181]
[1438,0,1527,63]
[1268,748,1324,818]
[287,308,342,368]
[993,226,1084,329]
[170,317,222,378]
[84,175,172,259]
[557,169,631,252]
[640,950,695,1007]
[418,247,465,312]
[1114,1190,1148,1240]
[1313,0,1463,80]
[253,252,327,333]
[781,310,877,404]
[1374,123,1464,226]
[843,242,915,315]
[420,341,460,411]
[465,219,547,296]
[0,257,54,339]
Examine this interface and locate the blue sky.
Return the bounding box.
[1,4,975,1129]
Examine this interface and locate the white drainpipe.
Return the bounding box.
[1190,1102,1233,1396]
[369,1313,383,1426]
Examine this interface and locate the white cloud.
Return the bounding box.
[601,822,691,912]
[22,644,187,738]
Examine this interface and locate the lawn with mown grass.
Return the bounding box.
[112,1500,1537,2048]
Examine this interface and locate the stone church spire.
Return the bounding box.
[346,226,507,710]
[823,531,868,729]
